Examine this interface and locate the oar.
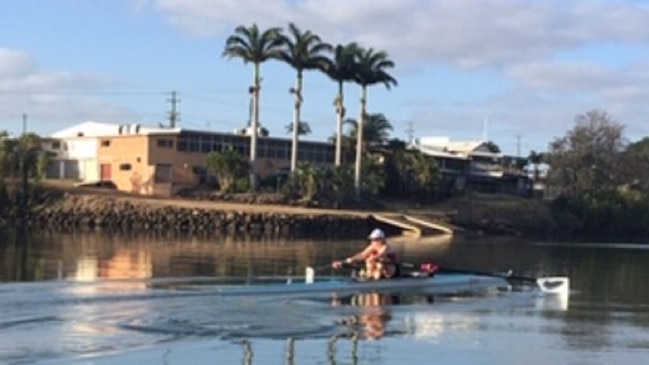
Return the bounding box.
[437,265,569,295]
[401,262,570,295]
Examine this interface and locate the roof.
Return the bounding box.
[411,136,501,159]
[51,121,180,138]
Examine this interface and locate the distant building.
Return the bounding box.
[410,136,531,196]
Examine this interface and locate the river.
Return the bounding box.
[1,229,648,364]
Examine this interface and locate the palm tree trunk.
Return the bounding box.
[290,72,303,173]
[335,81,344,166]
[250,63,260,191]
[354,86,367,199]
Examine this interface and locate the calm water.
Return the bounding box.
[1,229,649,365]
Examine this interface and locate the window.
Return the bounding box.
[101,140,111,147]
[157,139,174,148]
[119,163,132,171]
[154,164,172,183]
[52,141,61,149]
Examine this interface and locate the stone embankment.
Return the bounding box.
[31,193,370,238]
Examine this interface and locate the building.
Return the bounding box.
[47,122,336,196]
[410,136,531,196]
[45,123,531,197]
[42,121,123,181]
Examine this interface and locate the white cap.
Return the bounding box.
[368,228,385,240]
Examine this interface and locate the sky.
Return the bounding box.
[2,0,649,156]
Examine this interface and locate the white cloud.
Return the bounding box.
[507,61,615,91]
[0,47,135,135]
[0,48,36,78]
[149,0,649,68]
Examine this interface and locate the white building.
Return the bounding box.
[44,121,175,182]
[411,136,503,178]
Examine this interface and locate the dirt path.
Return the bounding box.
[59,186,372,217]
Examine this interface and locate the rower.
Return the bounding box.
[332,228,401,280]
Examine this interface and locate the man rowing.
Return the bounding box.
[332,228,401,280]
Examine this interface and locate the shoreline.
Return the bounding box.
[3,183,555,239]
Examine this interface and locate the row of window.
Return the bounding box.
[173,133,336,164]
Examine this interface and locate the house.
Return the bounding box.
[410,136,531,196]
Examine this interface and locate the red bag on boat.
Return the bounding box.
[420,263,439,274]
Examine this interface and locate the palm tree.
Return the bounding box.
[352,47,397,198]
[277,23,332,173]
[222,24,283,190]
[345,113,393,151]
[285,121,312,136]
[528,150,546,181]
[321,43,361,166]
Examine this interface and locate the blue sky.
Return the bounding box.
[2,0,649,156]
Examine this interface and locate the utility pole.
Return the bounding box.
[516,134,521,158]
[167,91,180,128]
[406,120,415,145]
[20,113,28,223]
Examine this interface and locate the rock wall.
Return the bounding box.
[30,194,369,238]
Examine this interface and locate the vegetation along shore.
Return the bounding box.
[4,108,649,241]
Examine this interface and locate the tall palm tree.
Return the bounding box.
[352,47,397,197]
[222,23,283,190]
[321,43,361,166]
[277,23,331,173]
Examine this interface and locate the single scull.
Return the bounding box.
[201,266,569,298]
[206,272,508,297]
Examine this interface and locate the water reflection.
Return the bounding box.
[332,292,398,340]
[0,230,455,284]
[241,335,364,365]
[2,229,649,364]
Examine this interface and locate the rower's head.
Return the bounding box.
[368,228,386,243]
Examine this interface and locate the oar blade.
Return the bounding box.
[305,267,315,284]
[536,277,570,295]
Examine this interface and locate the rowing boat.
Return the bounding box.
[205,273,509,298]
[176,265,569,298]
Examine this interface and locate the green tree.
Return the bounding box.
[546,109,626,197]
[0,132,47,221]
[321,43,361,166]
[485,141,501,153]
[351,47,397,198]
[345,113,394,151]
[621,137,649,194]
[320,164,355,206]
[206,147,251,193]
[277,23,332,173]
[528,150,546,181]
[382,143,439,201]
[284,121,312,136]
[223,23,283,190]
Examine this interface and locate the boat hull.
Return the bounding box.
[212,274,509,297]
